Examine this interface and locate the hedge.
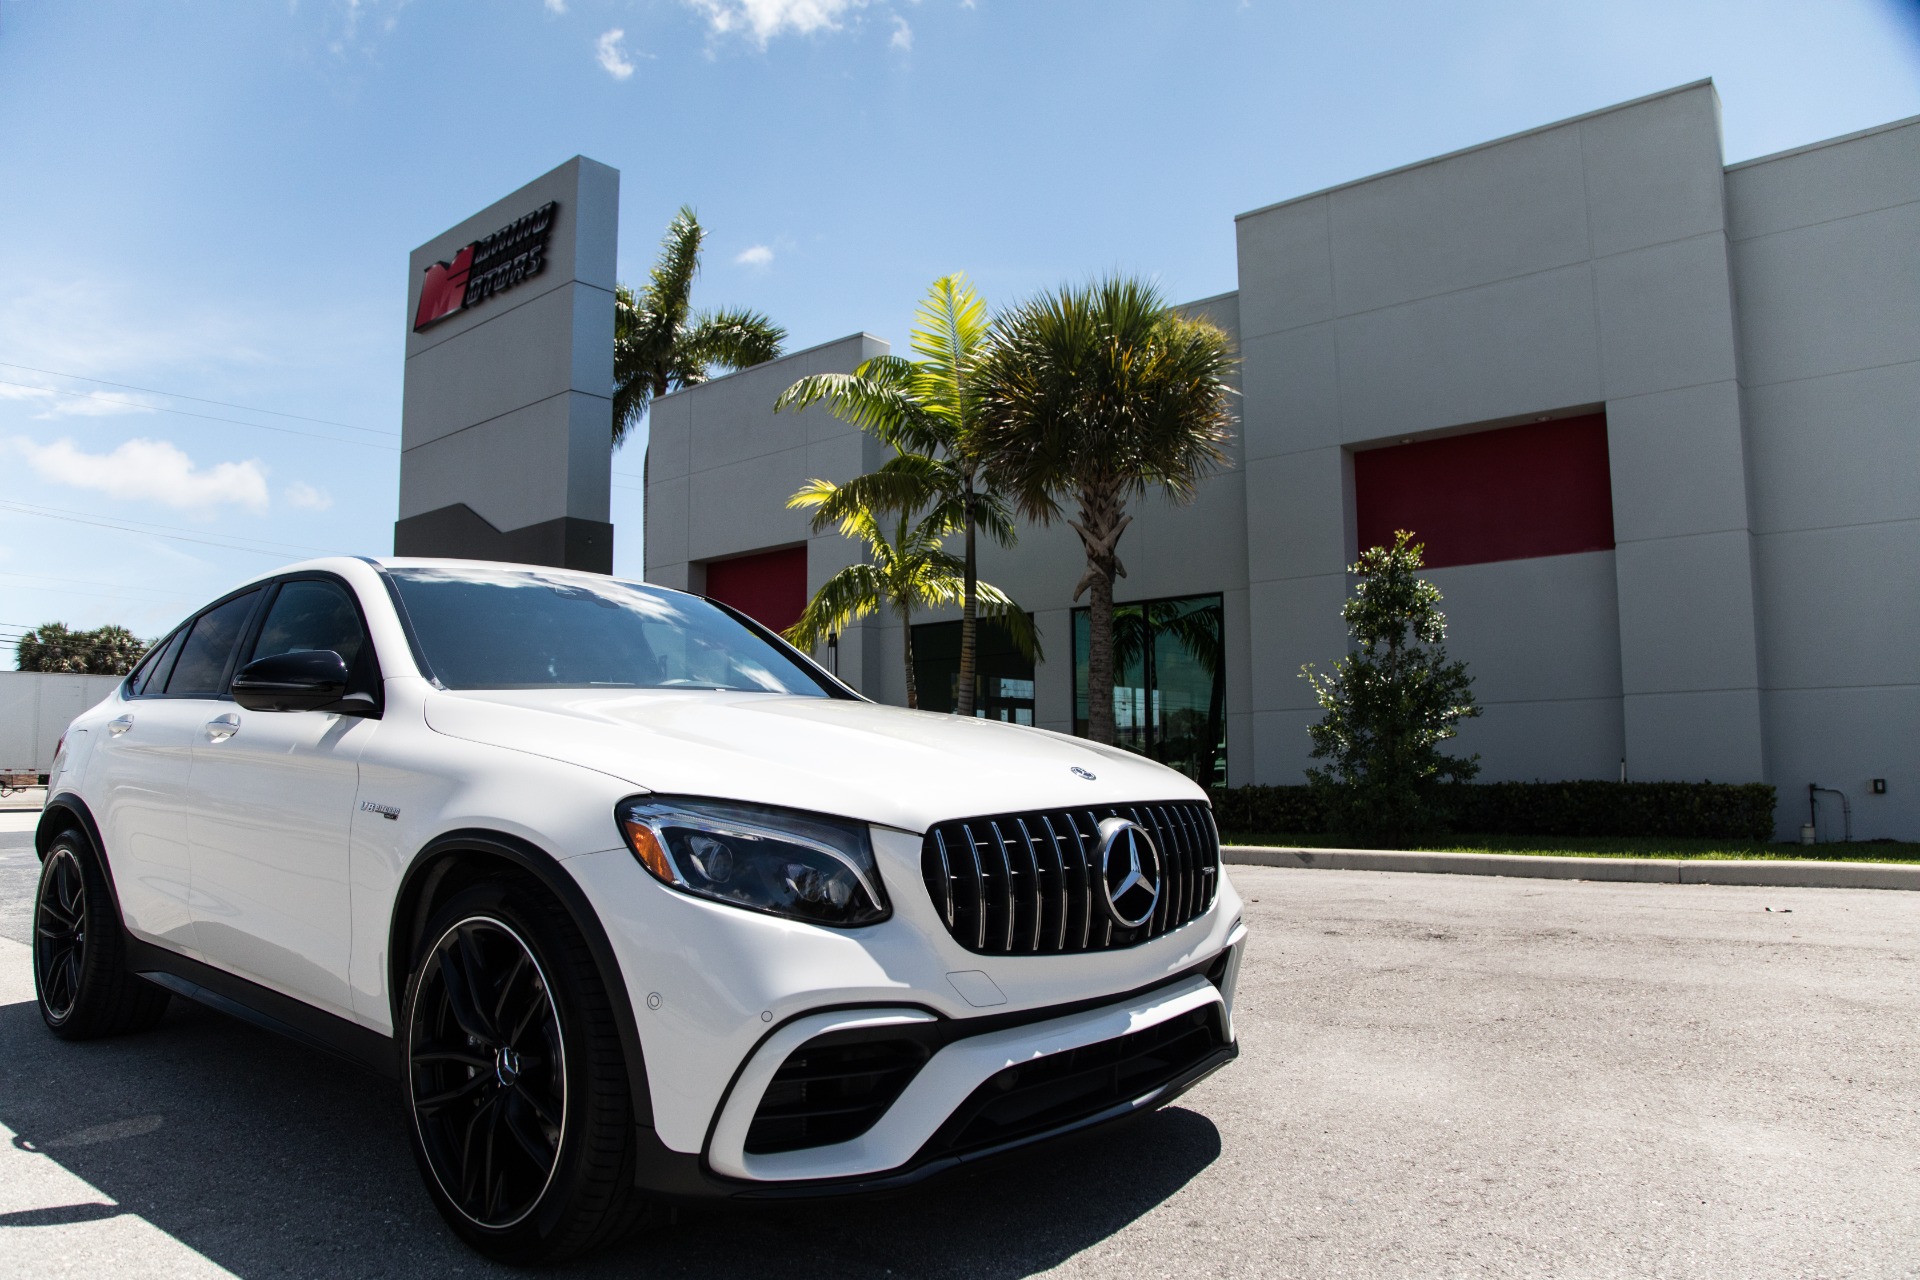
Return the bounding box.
[1208,780,1777,843]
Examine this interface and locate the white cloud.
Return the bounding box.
[734,244,775,268]
[685,0,871,45]
[596,28,636,78]
[0,381,163,419]
[11,437,270,515]
[544,0,567,11]
[889,14,911,50]
[285,481,334,511]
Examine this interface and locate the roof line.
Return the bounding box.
[1725,110,1920,171]
[1234,78,1718,221]
[656,331,889,401]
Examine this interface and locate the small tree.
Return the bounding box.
[1300,532,1480,845]
[16,623,149,675]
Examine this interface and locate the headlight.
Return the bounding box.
[616,796,888,927]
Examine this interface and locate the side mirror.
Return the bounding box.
[232,650,351,712]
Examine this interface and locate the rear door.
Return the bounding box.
[186,574,378,1017]
[89,589,263,956]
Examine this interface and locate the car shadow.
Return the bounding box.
[0,995,1221,1277]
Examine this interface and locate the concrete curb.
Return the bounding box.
[1223,846,1920,891]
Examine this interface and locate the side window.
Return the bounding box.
[163,590,262,697]
[128,629,187,698]
[249,579,368,670]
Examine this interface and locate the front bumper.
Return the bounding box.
[563,824,1246,1194]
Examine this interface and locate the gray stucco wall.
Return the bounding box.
[1234,80,1764,793]
[1725,115,1920,840]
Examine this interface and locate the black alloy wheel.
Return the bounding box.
[34,847,87,1024]
[31,830,171,1039]
[407,915,568,1230]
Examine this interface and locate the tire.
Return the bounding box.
[401,878,658,1263]
[33,830,171,1039]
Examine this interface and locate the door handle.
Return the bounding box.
[205,713,241,743]
[108,715,133,736]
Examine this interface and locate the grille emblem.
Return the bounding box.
[1096,817,1162,929]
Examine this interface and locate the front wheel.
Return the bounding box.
[402,880,656,1263]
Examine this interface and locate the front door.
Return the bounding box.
[187,576,377,1019]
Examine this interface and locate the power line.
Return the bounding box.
[0,361,396,436]
[0,499,340,559]
[0,569,190,596]
[0,378,398,451]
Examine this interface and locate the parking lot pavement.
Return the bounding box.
[1,856,1917,1278]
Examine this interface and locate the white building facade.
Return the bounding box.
[646,82,1918,841]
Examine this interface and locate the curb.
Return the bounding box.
[1222,846,1920,891]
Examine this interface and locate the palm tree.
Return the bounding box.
[785,479,1035,710]
[773,275,1013,716]
[977,276,1236,747]
[612,206,787,447]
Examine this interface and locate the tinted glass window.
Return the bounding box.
[250,579,366,669]
[129,629,186,698]
[164,591,261,697]
[388,566,834,695]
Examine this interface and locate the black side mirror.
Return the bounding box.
[232,650,355,713]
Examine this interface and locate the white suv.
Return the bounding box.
[31,557,1244,1262]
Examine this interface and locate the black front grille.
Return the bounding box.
[921,802,1219,955]
[926,1005,1228,1159]
[745,1034,932,1154]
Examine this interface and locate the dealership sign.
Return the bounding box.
[412,201,558,332]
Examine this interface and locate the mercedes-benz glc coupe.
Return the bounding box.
[31,557,1244,1262]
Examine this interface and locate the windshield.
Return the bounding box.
[387,566,838,696]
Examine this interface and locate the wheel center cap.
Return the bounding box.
[494,1046,522,1087]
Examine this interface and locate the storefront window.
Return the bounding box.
[1073,594,1226,787]
[910,617,1036,724]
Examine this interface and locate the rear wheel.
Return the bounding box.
[402,880,656,1263]
[33,831,170,1038]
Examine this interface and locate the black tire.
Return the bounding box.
[33,830,171,1039]
[401,878,658,1263]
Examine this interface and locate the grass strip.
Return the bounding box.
[1218,832,1920,864]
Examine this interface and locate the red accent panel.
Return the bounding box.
[1353,414,1614,569]
[413,244,473,332]
[704,546,808,635]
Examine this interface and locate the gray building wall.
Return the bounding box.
[1725,116,1920,841]
[643,82,1918,839]
[1234,80,1763,795]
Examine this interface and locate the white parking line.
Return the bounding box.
[0,938,237,1280]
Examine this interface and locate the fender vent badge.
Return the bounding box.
[360,801,401,821]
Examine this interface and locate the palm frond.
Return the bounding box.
[685,307,787,373]
[785,563,886,650]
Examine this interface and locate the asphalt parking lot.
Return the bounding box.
[2,810,1917,1278]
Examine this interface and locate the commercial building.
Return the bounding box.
[643,81,1919,841]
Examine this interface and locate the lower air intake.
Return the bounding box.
[745,1034,932,1155]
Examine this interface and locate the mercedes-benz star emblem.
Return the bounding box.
[1071,766,1097,780]
[1095,816,1162,929]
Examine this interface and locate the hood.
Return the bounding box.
[421,688,1205,834]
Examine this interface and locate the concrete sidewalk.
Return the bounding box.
[1225,844,1920,890]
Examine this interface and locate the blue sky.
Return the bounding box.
[2,0,1918,654]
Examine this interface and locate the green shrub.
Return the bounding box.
[1209,780,1776,843]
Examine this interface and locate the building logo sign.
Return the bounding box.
[412,201,558,332]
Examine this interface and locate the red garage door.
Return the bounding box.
[1353,414,1614,569]
[703,545,808,635]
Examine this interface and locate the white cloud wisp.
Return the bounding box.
[734,244,775,268]
[11,437,271,515]
[889,14,912,50]
[685,0,871,46]
[285,481,334,511]
[597,28,636,79]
